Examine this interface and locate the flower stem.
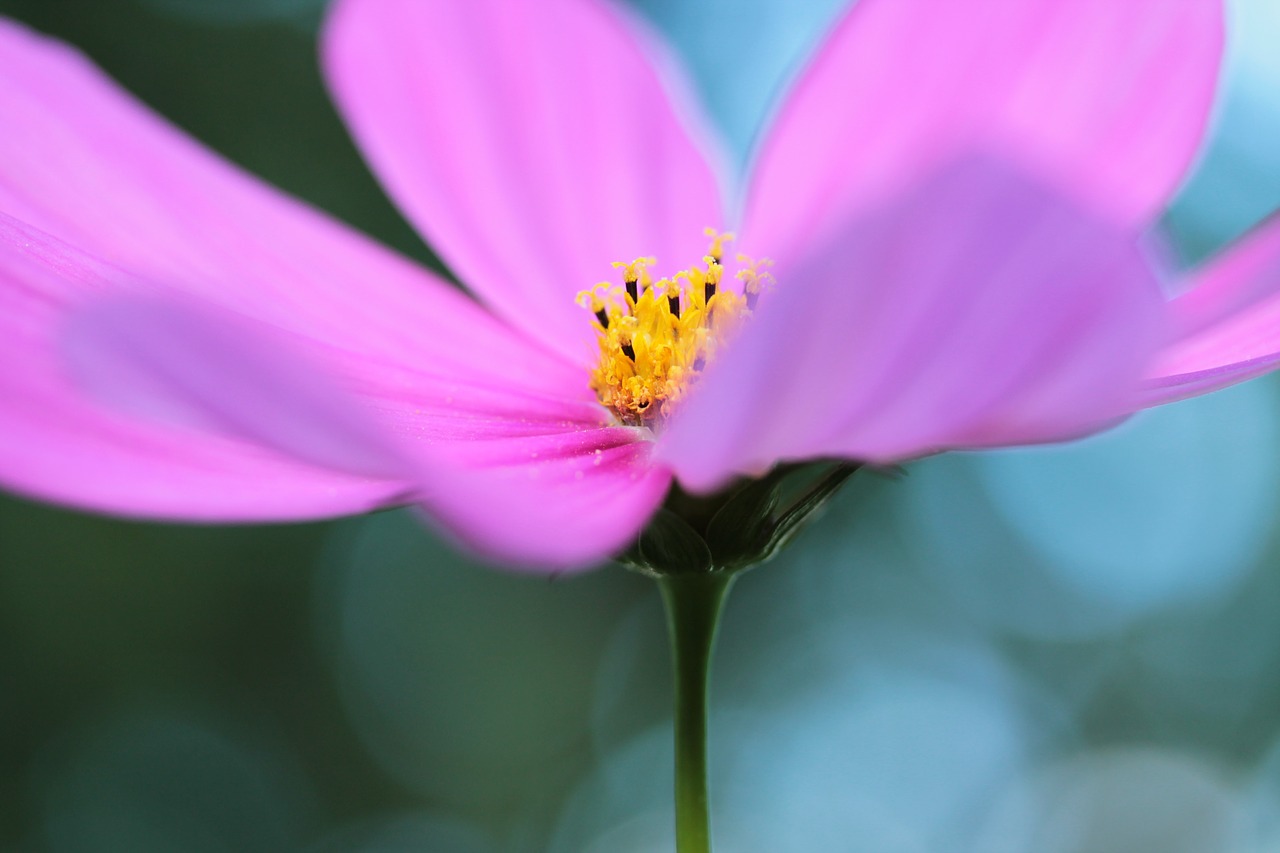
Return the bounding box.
[657,571,736,853]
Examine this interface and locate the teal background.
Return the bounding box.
[2,1,1280,850]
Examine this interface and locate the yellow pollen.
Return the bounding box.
[581,230,770,426]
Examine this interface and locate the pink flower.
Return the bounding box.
[0,0,1274,570]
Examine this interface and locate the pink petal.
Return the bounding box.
[4,210,661,552]
[0,17,669,568]
[413,430,670,572]
[62,294,412,482]
[0,16,579,391]
[658,154,1168,493]
[1145,213,1280,405]
[0,232,407,521]
[64,292,669,571]
[0,19,664,535]
[1166,212,1280,338]
[742,0,1222,263]
[321,0,726,365]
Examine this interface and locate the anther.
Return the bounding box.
[704,228,735,265]
[737,255,774,312]
[577,284,614,328]
[621,341,636,361]
[614,257,656,308]
[667,293,681,318]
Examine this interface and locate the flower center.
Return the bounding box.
[579,229,773,427]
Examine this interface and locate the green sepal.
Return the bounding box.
[704,477,781,570]
[618,463,862,578]
[631,508,713,576]
[757,464,859,562]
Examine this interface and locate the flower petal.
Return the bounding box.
[0,231,407,521]
[0,16,581,391]
[62,294,412,482]
[0,18,662,533]
[321,0,726,364]
[413,430,670,572]
[1145,213,1280,405]
[742,0,1222,261]
[4,208,659,550]
[659,154,1167,492]
[63,292,669,571]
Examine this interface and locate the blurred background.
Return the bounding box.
[2,0,1280,850]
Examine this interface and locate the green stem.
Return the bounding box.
[657,571,736,853]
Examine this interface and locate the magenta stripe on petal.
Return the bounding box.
[659,153,1167,492]
[321,0,726,365]
[414,430,670,572]
[741,0,1222,263]
[1146,298,1280,406]
[1144,352,1280,406]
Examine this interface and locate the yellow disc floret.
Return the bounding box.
[579,230,771,426]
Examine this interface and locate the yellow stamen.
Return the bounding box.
[581,230,773,426]
[576,282,618,328]
[703,228,735,264]
[736,255,775,310]
[612,256,656,304]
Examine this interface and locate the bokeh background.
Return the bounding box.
[2,0,1280,850]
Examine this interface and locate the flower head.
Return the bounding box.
[0,0,1276,571]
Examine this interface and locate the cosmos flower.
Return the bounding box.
[0,0,1275,570]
